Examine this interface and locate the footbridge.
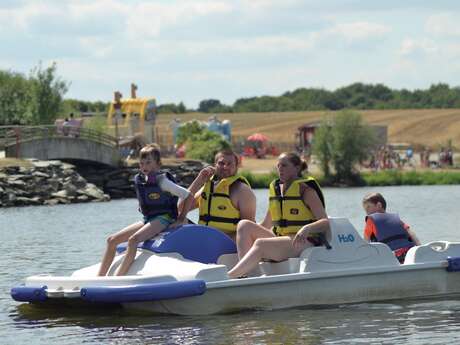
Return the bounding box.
[0,126,123,167]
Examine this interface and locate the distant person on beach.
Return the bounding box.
[405,147,414,167]
[62,117,70,136]
[362,192,420,263]
[97,144,195,276]
[185,149,256,241]
[227,152,328,279]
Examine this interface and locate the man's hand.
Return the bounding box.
[198,166,216,181]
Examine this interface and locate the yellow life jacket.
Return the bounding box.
[269,177,325,236]
[198,175,251,234]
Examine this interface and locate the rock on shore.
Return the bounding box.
[0,160,110,207]
[0,159,207,207]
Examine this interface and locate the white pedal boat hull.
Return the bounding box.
[12,219,460,315]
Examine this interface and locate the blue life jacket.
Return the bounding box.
[366,212,414,251]
[134,171,178,219]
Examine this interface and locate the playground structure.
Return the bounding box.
[170,115,232,146]
[170,116,232,157]
[107,84,157,143]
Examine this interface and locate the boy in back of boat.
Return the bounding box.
[362,192,421,263]
[97,143,195,276]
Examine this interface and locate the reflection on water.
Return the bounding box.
[2,185,460,344]
[8,300,460,345]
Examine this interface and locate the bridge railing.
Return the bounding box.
[0,125,119,149]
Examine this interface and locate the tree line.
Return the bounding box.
[2,63,460,125]
[197,83,460,113]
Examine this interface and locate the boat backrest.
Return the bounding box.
[117,225,237,264]
[300,218,399,272]
[404,241,460,264]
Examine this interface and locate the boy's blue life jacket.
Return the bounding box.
[366,212,414,251]
[134,171,178,219]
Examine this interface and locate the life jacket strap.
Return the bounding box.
[380,234,410,244]
[199,214,240,225]
[210,193,231,199]
[269,196,303,201]
[272,219,315,228]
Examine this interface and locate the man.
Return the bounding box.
[187,150,256,240]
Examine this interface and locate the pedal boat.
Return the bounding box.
[11,218,460,315]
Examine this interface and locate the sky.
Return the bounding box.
[1,0,460,108]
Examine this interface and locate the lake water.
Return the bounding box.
[2,185,460,345]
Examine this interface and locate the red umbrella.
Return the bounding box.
[247,133,269,142]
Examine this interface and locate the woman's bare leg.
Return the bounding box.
[228,237,304,279]
[115,219,167,276]
[235,220,275,259]
[97,221,144,276]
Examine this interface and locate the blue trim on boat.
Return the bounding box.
[80,279,206,303]
[116,224,237,264]
[11,285,48,302]
[446,256,460,272]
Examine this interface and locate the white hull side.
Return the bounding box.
[124,265,460,315]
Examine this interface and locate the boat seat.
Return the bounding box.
[404,241,460,264]
[116,225,237,264]
[300,218,399,272]
[259,258,301,276]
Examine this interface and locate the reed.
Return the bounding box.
[362,170,460,186]
[241,169,460,188]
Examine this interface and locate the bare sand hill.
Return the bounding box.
[156,109,460,148]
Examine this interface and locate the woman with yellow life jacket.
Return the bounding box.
[185,150,256,241]
[228,152,328,279]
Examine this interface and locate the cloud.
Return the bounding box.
[399,38,438,58]
[324,21,391,43]
[426,13,460,37]
[125,1,233,39]
[2,0,460,106]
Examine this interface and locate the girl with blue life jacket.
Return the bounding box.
[228,152,328,279]
[362,192,421,263]
[97,144,195,276]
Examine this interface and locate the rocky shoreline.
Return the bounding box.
[0,159,207,208]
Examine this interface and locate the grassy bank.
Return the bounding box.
[362,170,460,186]
[240,170,460,188]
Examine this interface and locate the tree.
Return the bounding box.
[313,111,376,184]
[157,102,187,114]
[29,62,69,124]
[0,70,34,125]
[198,99,222,113]
[176,120,230,163]
[312,117,334,180]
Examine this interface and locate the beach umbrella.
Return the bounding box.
[247,133,269,142]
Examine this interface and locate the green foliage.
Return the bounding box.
[176,120,231,163]
[29,62,69,124]
[61,99,108,115]
[176,120,206,145]
[0,70,34,125]
[312,117,334,179]
[0,63,68,125]
[83,114,108,133]
[239,170,278,188]
[196,99,232,113]
[157,102,187,114]
[192,82,460,113]
[313,111,376,184]
[238,170,460,188]
[362,170,460,186]
[331,111,375,181]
